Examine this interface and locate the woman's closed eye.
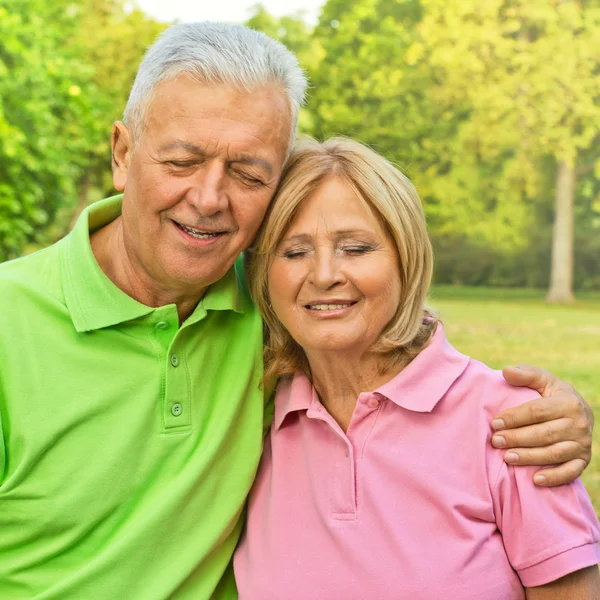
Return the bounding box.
[282,247,311,259]
[339,244,375,255]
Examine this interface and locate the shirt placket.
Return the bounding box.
[307,392,383,521]
[151,306,193,432]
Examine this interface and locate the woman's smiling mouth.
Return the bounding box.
[303,301,358,316]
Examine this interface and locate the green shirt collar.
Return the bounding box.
[59,195,248,333]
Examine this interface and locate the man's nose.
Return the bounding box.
[186,162,229,216]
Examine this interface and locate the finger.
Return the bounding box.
[491,397,577,432]
[501,441,590,467]
[491,417,587,449]
[502,365,556,396]
[492,418,587,449]
[530,460,587,487]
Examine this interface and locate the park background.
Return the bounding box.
[1,0,599,505]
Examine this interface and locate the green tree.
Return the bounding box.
[417,0,600,301]
[69,1,165,222]
[245,4,323,133]
[0,0,93,261]
[310,0,538,256]
[0,0,164,261]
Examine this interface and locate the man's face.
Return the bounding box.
[112,76,291,293]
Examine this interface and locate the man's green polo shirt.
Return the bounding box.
[0,196,266,599]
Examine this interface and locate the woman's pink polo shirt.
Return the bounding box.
[234,325,600,600]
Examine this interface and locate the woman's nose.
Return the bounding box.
[310,249,345,289]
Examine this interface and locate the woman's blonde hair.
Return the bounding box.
[248,137,436,382]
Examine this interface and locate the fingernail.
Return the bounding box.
[492,435,506,448]
[534,474,547,484]
[491,419,505,430]
[505,452,519,464]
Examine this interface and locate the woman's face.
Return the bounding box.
[268,176,402,358]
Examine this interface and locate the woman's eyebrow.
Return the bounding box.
[280,233,312,244]
[281,229,374,243]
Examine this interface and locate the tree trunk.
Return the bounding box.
[546,160,575,303]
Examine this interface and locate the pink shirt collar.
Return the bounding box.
[274,323,470,430]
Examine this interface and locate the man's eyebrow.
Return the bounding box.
[159,141,207,154]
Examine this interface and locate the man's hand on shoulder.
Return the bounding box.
[491,365,594,487]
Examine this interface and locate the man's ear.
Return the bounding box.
[111,121,133,192]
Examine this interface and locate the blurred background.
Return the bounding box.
[1,0,599,501]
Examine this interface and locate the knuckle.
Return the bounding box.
[571,396,586,417]
[579,435,593,451]
[529,402,548,423]
[587,406,595,427]
[548,445,565,464]
[541,422,558,444]
[557,460,586,485]
[568,460,586,480]
[573,419,593,442]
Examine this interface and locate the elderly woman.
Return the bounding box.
[233,138,600,599]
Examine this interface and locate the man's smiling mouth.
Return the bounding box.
[172,220,225,240]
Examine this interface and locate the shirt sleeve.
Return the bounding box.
[490,457,600,587]
[0,385,5,483]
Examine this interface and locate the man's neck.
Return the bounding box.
[90,217,206,324]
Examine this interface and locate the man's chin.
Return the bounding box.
[165,262,233,289]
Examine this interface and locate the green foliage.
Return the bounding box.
[246,4,323,134]
[2,0,599,292]
[418,0,600,299]
[248,0,600,291]
[0,0,164,261]
[309,0,542,252]
[0,0,90,260]
[71,1,165,191]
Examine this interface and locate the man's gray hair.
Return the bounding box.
[123,22,308,155]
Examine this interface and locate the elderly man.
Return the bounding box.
[0,22,593,600]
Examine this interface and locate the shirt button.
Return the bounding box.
[171,403,183,417]
[170,354,180,367]
[156,321,169,330]
[367,398,380,409]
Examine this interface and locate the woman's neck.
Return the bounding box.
[307,350,405,433]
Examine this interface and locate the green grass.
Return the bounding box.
[429,285,600,509]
